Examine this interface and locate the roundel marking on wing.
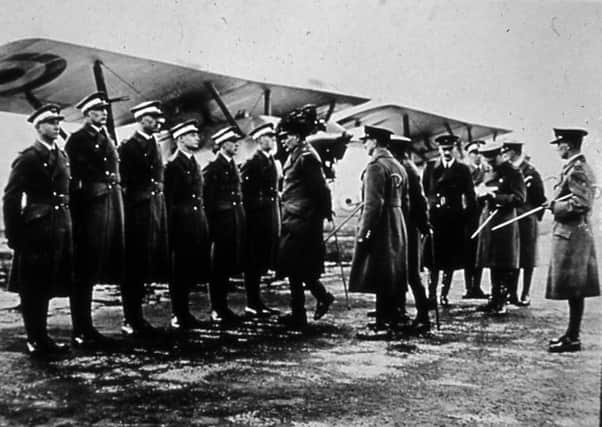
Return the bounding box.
[0,53,67,96]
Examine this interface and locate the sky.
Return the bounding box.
[0,0,601,185]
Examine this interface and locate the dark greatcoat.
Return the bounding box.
[241,149,281,274]
[3,141,73,297]
[277,142,332,281]
[164,151,211,286]
[465,162,489,268]
[422,158,476,270]
[475,161,526,269]
[400,157,429,277]
[202,152,246,276]
[119,130,169,284]
[65,124,124,284]
[349,148,409,294]
[546,154,599,300]
[516,159,546,268]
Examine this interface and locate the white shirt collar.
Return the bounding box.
[259,149,272,159]
[37,139,56,152]
[219,151,233,163]
[179,149,194,159]
[442,158,455,168]
[512,155,524,168]
[137,129,153,140]
[91,124,103,133]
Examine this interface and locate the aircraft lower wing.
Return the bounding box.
[0,38,367,127]
[331,101,511,152]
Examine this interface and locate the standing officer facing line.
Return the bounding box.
[422,135,476,306]
[474,140,525,315]
[349,126,409,331]
[276,107,335,329]
[3,105,73,355]
[203,126,246,323]
[501,141,546,306]
[164,120,210,329]
[241,123,281,316]
[546,128,599,353]
[65,92,125,348]
[118,101,170,335]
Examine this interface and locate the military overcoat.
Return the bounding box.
[164,151,211,285]
[277,143,331,281]
[65,124,124,284]
[349,148,409,294]
[516,159,546,268]
[475,161,526,269]
[119,130,169,284]
[546,154,599,299]
[3,142,73,297]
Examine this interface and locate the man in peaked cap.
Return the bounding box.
[240,123,281,317]
[474,140,525,315]
[65,92,125,348]
[164,120,210,329]
[3,105,72,356]
[349,126,409,332]
[276,108,335,329]
[501,140,546,306]
[462,140,490,299]
[118,100,169,335]
[546,128,599,352]
[202,126,246,323]
[422,134,476,307]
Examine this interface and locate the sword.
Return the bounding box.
[324,202,363,242]
[331,217,350,309]
[470,209,499,240]
[428,228,440,330]
[490,193,572,231]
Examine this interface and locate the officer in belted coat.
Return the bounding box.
[546,128,599,353]
[474,140,526,315]
[276,106,335,329]
[118,101,169,335]
[202,126,246,323]
[164,120,210,329]
[3,105,72,356]
[462,141,490,299]
[388,135,431,333]
[422,135,476,306]
[241,123,281,316]
[65,92,124,347]
[501,141,546,306]
[349,126,409,331]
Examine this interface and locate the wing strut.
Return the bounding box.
[466,125,473,142]
[93,60,118,142]
[444,122,455,136]
[263,88,272,115]
[402,113,410,137]
[204,81,244,135]
[24,91,68,140]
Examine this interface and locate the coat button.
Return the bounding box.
[95,144,99,149]
[151,192,155,196]
[54,206,59,210]
[105,171,110,175]
[193,206,198,211]
[233,202,237,206]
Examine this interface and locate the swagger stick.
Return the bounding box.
[470,209,499,240]
[331,217,350,309]
[428,229,440,330]
[490,193,572,231]
[324,202,363,242]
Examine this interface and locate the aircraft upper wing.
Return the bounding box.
[0,38,368,126]
[331,101,511,146]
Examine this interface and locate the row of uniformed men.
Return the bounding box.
[347,125,599,352]
[3,93,335,356]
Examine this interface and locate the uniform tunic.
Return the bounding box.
[65,124,124,284]
[3,141,73,297]
[349,148,409,294]
[119,130,169,284]
[546,154,599,299]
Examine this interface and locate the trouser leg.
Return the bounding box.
[244,269,262,308]
[408,270,429,322]
[441,269,453,297]
[70,280,94,334]
[21,292,48,343]
[521,267,534,299]
[464,268,472,293]
[506,269,520,301]
[169,279,190,320]
[473,268,483,292]
[566,298,584,340]
[428,269,439,300]
[305,278,328,303]
[288,276,306,319]
[122,276,145,324]
[209,272,228,313]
